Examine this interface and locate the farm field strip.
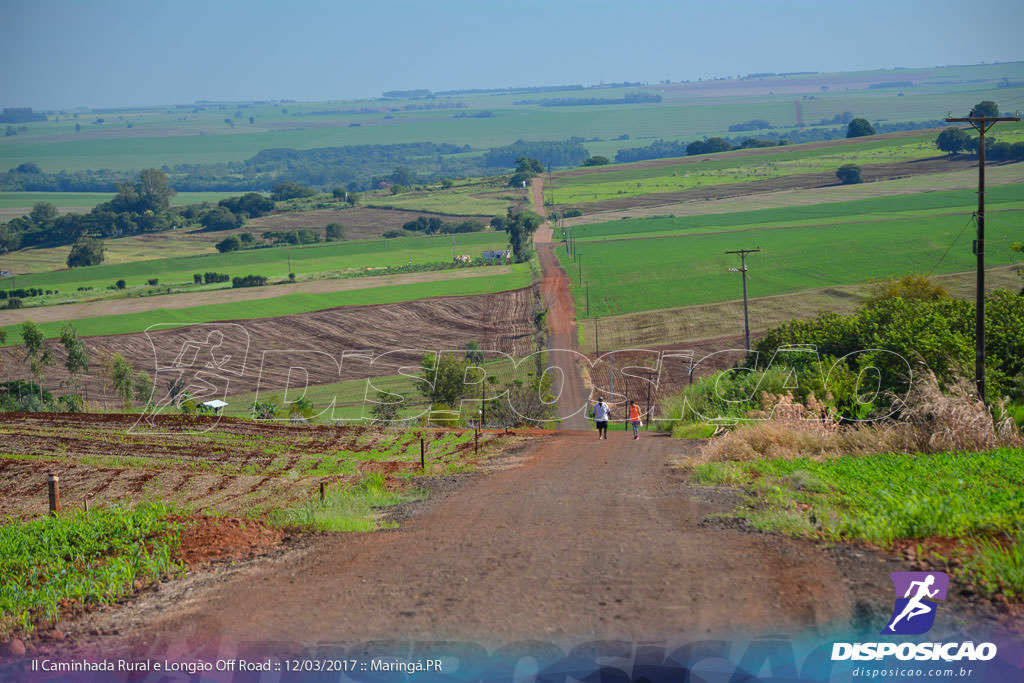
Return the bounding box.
[548,125,1024,205]
[555,212,1024,318]
[0,264,521,327]
[3,230,511,291]
[0,269,534,344]
[562,187,1024,243]
[0,191,246,210]
[575,264,1024,352]
[561,163,1024,226]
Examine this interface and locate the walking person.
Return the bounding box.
[628,400,642,440]
[593,397,610,440]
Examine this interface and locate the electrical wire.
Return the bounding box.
[927,213,976,277]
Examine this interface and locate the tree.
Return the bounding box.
[846,118,875,138]
[971,100,999,118]
[502,209,543,262]
[29,202,59,225]
[216,235,242,253]
[370,389,403,424]
[200,206,242,231]
[105,353,136,410]
[421,352,471,406]
[582,156,610,166]
[270,181,316,201]
[66,236,105,267]
[21,320,54,395]
[936,127,970,155]
[390,166,415,186]
[137,168,176,212]
[60,322,90,402]
[115,279,126,289]
[325,223,345,241]
[515,157,544,175]
[836,164,863,185]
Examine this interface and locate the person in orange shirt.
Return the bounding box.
[628,400,642,440]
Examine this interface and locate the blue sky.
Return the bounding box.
[1,0,1022,109]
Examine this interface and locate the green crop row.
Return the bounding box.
[0,502,184,637]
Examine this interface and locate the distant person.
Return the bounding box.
[593,397,610,440]
[628,400,642,440]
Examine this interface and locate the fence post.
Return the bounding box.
[48,473,61,516]
[420,437,425,470]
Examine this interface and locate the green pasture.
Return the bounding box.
[0,191,245,210]
[557,210,1024,318]
[3,231,511,293]
[0,268,532,345]
[549,134,939,205]
[1,64,1019,173]
[364,187,517,216]
[564,184,1024,241]
[550,123,1024,206]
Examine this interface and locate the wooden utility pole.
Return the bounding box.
[726,248,760,353]
[945,109,1020,401]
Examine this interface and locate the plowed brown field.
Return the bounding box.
[0,287,537,402]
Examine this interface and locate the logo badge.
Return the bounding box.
[882,571,949,635]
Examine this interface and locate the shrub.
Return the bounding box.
[836,164,862,184]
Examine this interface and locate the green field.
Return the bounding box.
[557,208,1024,318]
[0,191,246,210]
[3,230,511,295]
[563,184,1024,242]
[548,125,1024,205]
[2,64,1020,173]
[0,267,532,345]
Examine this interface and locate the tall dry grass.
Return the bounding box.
[697,372,1023,463]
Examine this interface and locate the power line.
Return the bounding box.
[927,213,977,277]
[945,109,1021,402]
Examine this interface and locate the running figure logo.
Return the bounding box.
[883,571,949,635]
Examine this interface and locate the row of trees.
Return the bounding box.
[1,321,150,413]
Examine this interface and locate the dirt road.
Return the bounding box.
[90,433,854,657]
[532,178,590,430]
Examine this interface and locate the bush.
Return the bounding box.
[382,230,404,238]
[66,237,104,268]
[115,279,126,289]
[325,223,345,241]
[215,235,242,253]
[836,163,862,184]
[232,274,268,288]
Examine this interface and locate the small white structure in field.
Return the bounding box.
[481,249,511,262]
[200,399,228,414]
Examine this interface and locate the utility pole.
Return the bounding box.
[726,248,760,353]
[577,253,582,286]
[586,281,590,317]
[945,108,1020,401]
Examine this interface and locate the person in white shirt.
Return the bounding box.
[593,397,611,440]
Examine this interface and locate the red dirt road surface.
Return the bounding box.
[88,433,855,657]
[533,178,590,431]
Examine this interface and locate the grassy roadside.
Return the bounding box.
[691,448,1024,602]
